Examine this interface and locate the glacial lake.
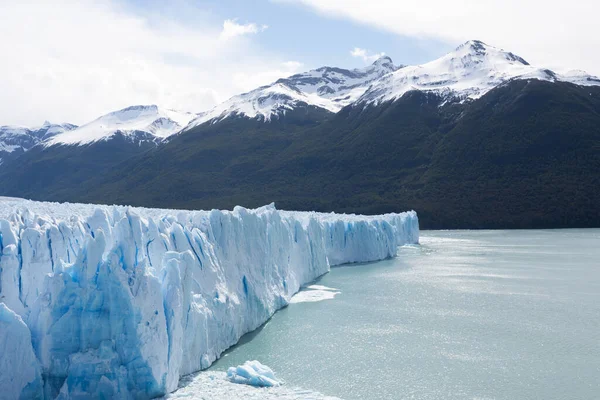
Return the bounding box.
[191,230,600,399]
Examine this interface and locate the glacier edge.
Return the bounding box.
[0,198,419,399]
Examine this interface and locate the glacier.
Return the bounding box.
[0,197,418,399]
[0,303,44,399]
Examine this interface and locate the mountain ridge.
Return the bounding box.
[184,55,402,129]
[0,122,77,164]
[5,40,599,149]
[45,79,600,229]
[356,40,600,106]
[45,105,196,146]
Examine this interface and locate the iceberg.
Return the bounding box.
[226,361,281,387]
[0,198,419,399]
[289,285,341,304]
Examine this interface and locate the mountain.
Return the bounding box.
[68,79,600,229]
[0,122,77,164]
[0,106,332,203]
[185,56,401,128]
[357,40,600,105]
[0,105,193,166]
[46,105,195,146]
[1,40,600,229]
[0,105,196,201]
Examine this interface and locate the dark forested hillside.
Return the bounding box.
[2,80,600,229]
[0,133,157,201]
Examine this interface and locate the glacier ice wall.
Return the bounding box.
[0,303,44,399]
[0,198,419,399]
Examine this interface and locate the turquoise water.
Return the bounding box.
[210,230,600,399]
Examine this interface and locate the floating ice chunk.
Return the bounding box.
[226,361,281,387]
[289,290,340,303]
[306,285,339,291]
[290,285,341,303]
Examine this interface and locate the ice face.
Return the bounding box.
[0,303,44,399]
[0,198,419,399]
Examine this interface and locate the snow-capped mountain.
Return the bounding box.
[357,40,600,106]
[185,41,600,131]
[7,40,600,147]
[276,55,400,109]
[46,105,196,146]
[0,122,77,164]
[186,56,402,129]
[3,39,599,155]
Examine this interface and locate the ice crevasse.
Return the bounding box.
[0,198,419,399]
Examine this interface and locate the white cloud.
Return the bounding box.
[231,60,305,92]
[0,1,280,126]
[282,61,304,70]
[282,0,600,75]
[220,19,269,40]
[350,47,385,63]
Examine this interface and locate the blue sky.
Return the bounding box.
[1,0,598,126]
[123,0,451,69]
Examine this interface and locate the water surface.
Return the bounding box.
[208,230,600,399]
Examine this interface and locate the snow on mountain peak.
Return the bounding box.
[186,57,403,130]
[186,83,320,129]
[357,40,599,106]
[454,40,530,66]
[46,105,195,146]
[371,55,396,69]
[0,122,77,163]
[185,39,599,131]
[5,40,600,146]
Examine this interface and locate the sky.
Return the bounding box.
[1,0,598,126]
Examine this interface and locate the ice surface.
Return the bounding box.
[166,371,341,400]
[307,284,339,291]
[290,285,340,304]
[226,361,281,387]
[0,303,43,399]
[0,197,418,398]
